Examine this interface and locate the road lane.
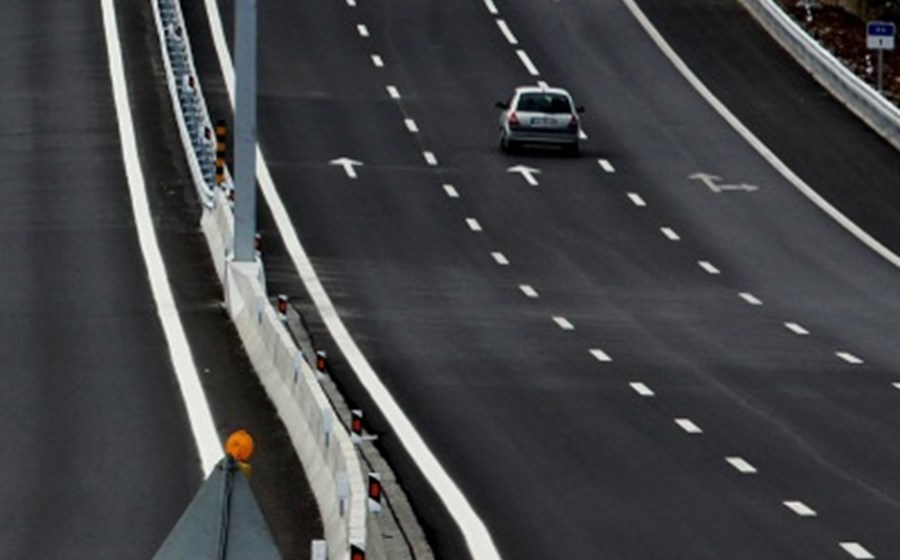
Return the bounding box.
[191,0,900,558]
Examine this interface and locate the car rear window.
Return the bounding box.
[516,93,571,114]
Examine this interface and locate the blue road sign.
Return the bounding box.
[867,21,896,50]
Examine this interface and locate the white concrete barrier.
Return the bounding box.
[151,0,382,558]
[739,0,900,150]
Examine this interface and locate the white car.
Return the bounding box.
[496,85,584,155]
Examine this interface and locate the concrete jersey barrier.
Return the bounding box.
[149,0,380,558]
[738,0,900,151]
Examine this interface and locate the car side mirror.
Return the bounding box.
[496,101,509,110]
[576,106,585,114]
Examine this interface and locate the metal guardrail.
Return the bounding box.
[149,1,377,558]
[738,0,900,151]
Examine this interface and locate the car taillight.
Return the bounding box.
[567,114,579,131]
[509,112,520,129]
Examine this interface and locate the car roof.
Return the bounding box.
[514,85,571,97]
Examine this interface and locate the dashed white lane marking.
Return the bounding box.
[837,352,864,365]
[579,129,589,140]
[661,227,681,241]
[519,284,539,298]
[627,193,646,207]
[496,19,518,44]
[590,348,613,363]
[491,252,509,266]
[783,501,817,517]
[404,118,419,133]
[483,0,499,15]
[739,292,763,306]
[357,24,370,37]
[516,50,540,76]
[423,151,438,166]
[698,261,721,275]
[893,382,900,391]
[785,322,810,335]
[387,85,400,99]
[630,382,655,397]
[443,184,460,198]
[553,316,575,330]
[675,418,703,434]
[346,0,356,6]
[371,54,384,67]
[537,80,549,89]
[103,0,220,471]
[466,218,483,232]
[840,542,875,559]
[726,456,758,474]
[598,159,615,173]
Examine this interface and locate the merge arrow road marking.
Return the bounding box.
[507,165,541,186]
[330,157,363,179]
[689,172,759,193]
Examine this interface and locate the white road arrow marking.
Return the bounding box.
[689,172,758,193]
[330,157,363,179]
[507,165,541,186]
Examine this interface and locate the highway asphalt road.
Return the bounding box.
[191,0,900,559]
[0,2,317,558]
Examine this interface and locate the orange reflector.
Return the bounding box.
[225,430,255,462]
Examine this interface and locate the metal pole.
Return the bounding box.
[233,0,258,262]
[877,48,884,93]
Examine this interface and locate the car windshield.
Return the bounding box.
[516,93,572,114]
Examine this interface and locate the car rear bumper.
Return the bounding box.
[506,128,579,145]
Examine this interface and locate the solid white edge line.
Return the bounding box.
[203,2,502,558]
[103,0,220,473]
[623,0,900,270]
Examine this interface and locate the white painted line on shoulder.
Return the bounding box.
[516,50,540,76]
[519,284,539,298]
[837,352,864,365]
[784,322,810,335]
[483,0,499,15]
[627,193,646,207]
[466,218,482,232]
[726,456,757,474]
[630,382,655,397]
[357,24,370,37]
[840,542,875,559]
[423,151,438,166]
[443,184,460,198]
[590,349,613,363]
[675,418,703,434]
[739,292,763,306]
[387,85,400,99]
[104,0,220,471]
[698,261,720,275]
[371,54,384,67]
[404,118,419,133]
[491,252,509,266]
[496,19,518,44]
[598,159,615,173]
[661,227,681,241]
[783,501,817,517]
[553,316,575,331]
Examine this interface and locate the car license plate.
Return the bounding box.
[530,117,555,127]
